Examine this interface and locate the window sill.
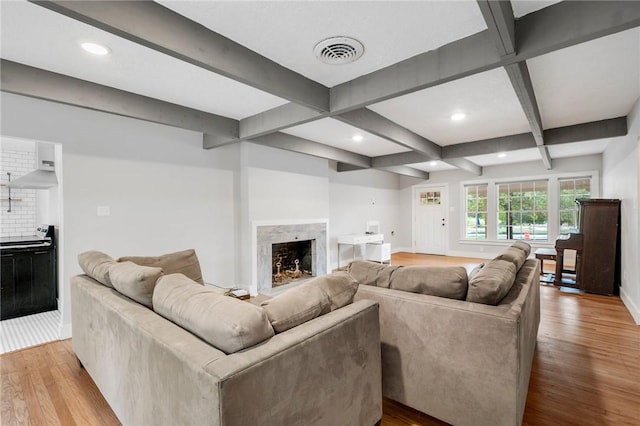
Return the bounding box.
[459,239,554,248]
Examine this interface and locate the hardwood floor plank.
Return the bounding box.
[0,252,638,426]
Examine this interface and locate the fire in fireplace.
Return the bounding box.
[272,240,313,286]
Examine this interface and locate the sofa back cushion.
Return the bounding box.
[78,250,116,287]
[389,266,468,300]
[466,259,517,305]
[261,272,359,333]
[347,259,399,288]
[495,247,528,270]
[118,249,204,285]
[153,274,274,354]
[109,261,164,309]
[510,240,531,257]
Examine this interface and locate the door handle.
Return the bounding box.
[441,218,446,227]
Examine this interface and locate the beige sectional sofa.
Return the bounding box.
[351,242,540,426]
[72,249,382,426]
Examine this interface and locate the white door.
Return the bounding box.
[414,186,447,255]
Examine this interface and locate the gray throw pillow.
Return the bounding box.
[466,259,517,305]
[347,259,399,288]
[78,250,116,287]
[118,249,204,285]
[496,247,527,270]
[109,261,164,309]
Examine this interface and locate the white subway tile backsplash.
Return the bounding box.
[1,147,37,236]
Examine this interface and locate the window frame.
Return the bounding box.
[459,171,599,245]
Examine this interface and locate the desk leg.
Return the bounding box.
[539,258,544,275]
[554,249,564,286]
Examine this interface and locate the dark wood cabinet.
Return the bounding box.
[555,199,621,295]
[1,248,57,320]
[578,199,621,295]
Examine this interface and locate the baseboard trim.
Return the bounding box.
[391,246,412,254]
[446,249,494,260]
[620,286,640,325]
[59,322,72,340]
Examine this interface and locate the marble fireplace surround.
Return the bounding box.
[252,219,329,295]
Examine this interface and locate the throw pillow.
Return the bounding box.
[468,263,485,280]
[109,261,164,309]
[78,250,116,287]
[308,271,359,311]
[466,259,517,305]
[261,284,330,333]
[347,259,399,288]
[118,249,204,285]
[510,240,531,257]
[389,266,468,300]
[495,247,527,270]
[153,274,274,353]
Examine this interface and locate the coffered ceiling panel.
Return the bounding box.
[547,139,613,159]
[368,68,532,146]
[282,118,410,158]
[409,161,458,173]
[0,0,287,120]
[158,0,488,87]
[465,148,541,167]
[528,28,640,130]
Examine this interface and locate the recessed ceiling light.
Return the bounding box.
[429,161,438,166]
[497,152,507,158]
[80,42,110,56]
[352,134,364,143]
[450,112,466,122]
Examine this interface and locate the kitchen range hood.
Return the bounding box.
[8,143,58,189]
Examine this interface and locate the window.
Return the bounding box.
[419,191,441,205]
[498,180,548,241]
[465,184,487,240]
[559,177,591,234]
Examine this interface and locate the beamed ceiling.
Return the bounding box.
[1,1,639,179]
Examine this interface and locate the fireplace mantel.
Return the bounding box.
[251,219,329,295]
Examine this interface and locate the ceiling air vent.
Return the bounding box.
[314,36,364,65]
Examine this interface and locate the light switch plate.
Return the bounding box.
[97,206,110,217]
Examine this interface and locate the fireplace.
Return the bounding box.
[253,219,328,294]
[272,240,313,287]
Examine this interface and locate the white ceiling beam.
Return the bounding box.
[478,0,552,169]
[31,0,329,112]
[0,59,239,142]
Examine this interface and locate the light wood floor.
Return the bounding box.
[2,253,639,425]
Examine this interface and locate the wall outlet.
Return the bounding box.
[97,206,110,217]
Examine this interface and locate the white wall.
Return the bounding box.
[399,154,604,259]
[1,93,237,335]
[603,97,640,324]
[328,164,406,268]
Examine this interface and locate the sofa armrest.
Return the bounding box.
[206,300,382,426]
[354,273,538,426]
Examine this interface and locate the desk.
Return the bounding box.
[337,234,384,269]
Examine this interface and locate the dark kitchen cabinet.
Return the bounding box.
[1,249,57,320]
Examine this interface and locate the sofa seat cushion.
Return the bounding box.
[153,274,274,354]
[261,272,359,333]
[118,249,204,285]
[347,259,399,288]
[466,259,517,305]
[78,250,116,287]
[109,261,164,309]
[389,266,468,300]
